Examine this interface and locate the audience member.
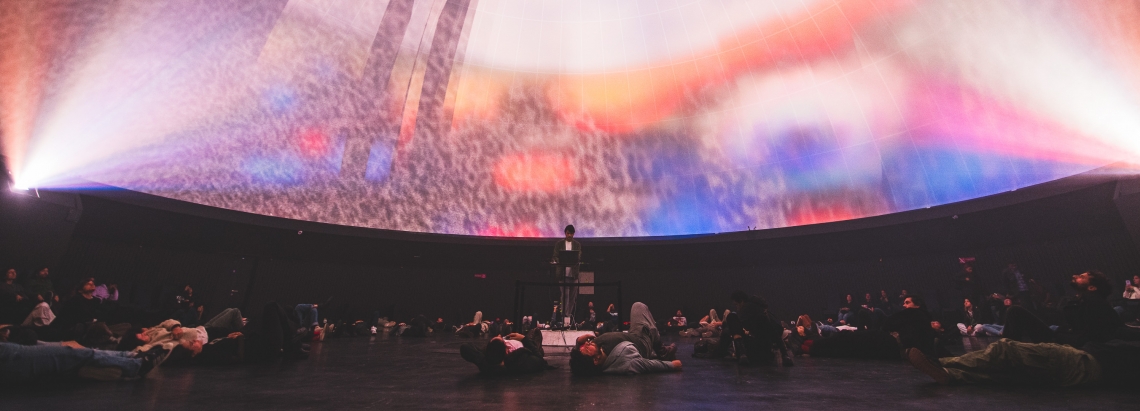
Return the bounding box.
[1121,275,1140,325]
[569,302,679,375]
[1002,271,1122,347]
[718,291,792,366]
[459,329,550,375]
[838,294,856,325]
[0,341,165,382]
[881,295,938,356]
[956,298,981,336]
[1002,263,1035,310]
[906,338,1140,387]
[23,267,56,304]
[1,269,31,324]
[93,283,118,302]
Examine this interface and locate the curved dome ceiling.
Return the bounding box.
[2,0,1139,237]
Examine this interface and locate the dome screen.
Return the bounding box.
[3,0,1139,237]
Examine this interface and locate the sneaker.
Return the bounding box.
[137,347,170,377]
[906,348,950,385]
[77,365,122,381]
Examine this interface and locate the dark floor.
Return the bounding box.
[2,335,1134,410]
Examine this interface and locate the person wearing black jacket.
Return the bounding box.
[1002,271,1122,347]
[48,279,108,340]
[882,295,938,356]
[719,291,792,366]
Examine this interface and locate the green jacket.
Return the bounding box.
[24,276,54,299]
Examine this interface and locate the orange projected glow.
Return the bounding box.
[547,0,913,135]
[493,153,575,193]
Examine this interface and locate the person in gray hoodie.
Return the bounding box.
[569,302,681,375]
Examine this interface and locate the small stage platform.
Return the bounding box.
[539,330,594,346]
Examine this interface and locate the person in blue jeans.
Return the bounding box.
[295,304,319,329]
[0,341,163,382]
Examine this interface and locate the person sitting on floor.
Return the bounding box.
[569,302,679,376]
[716,291,794,366]
[668,310,687,328]
[459,328,550,375]
[1002,270,1122,347]
[1,269,33,325]
[23,267,57,305]
[956,298,981,336]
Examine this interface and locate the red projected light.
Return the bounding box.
[480,224,542,238]
[298,127,328,157]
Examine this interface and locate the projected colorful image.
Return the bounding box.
[3,0,1139,237]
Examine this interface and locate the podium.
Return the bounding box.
[553,250,580,326]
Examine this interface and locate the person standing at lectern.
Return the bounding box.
[552,225,582,326]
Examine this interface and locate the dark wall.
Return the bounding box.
[4,178,1139,324]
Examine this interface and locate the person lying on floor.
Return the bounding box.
[569,302,680,376]
[0,338,166,382]
[455,311,489,337]
[459,329,551,375]
[905,338,1140,387]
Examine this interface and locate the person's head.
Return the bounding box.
[731,291,750,309]
[903,295,925,310]
[675,310,683,316]
[183,284,193,293]
[864,293,872,301]
[570,335,604,375]
[1071,270,1111,298]
[880,290,887,297]
[436,317,443,323]
[963,298,972,310]
[4,268,15,282]
[120,327,146,350]
[845,294,853,303]
[796,314,813,328]
[37,267,49,278]
[900,289,908,296]
[569,348,602,375]
[587,301,594,308]
[1003,298,1013,307]
[564,225,575,239]
[1131,275,1139,285]
[77,278,96,296]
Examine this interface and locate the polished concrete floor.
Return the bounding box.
[2,335,1134,410]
